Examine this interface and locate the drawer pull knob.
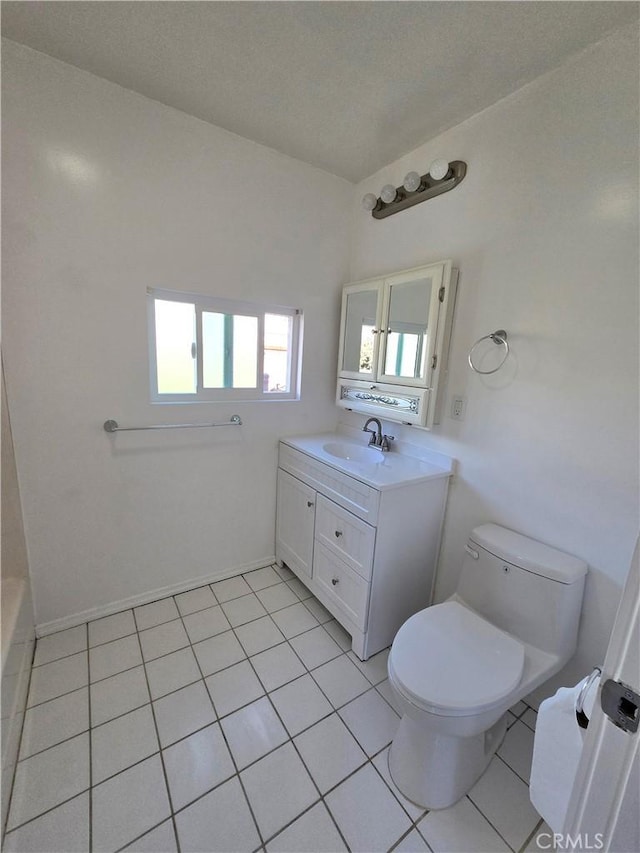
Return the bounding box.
[307,501,314,508]
[331,577,339,586]
[334,530,343,538]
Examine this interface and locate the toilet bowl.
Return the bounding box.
[387,524,587,810]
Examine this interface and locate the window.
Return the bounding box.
[148,288,302,402]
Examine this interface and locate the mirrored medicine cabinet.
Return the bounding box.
[336,260,458,429]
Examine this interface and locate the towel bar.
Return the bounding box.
[103,414,242,432]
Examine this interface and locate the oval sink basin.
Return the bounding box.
[322,441,381,464]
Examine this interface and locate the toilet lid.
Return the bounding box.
[389,602,525,716]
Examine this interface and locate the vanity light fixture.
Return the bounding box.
[361,158,467,219]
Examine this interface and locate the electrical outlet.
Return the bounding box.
[451,396,466,420]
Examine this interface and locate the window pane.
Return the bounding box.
[264,313,292,393]
[233,315,258,388]
[202,311,225,388]
[202,312,257,389]
[154,299,196,394]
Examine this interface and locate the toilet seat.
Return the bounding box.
[388,601,525,717]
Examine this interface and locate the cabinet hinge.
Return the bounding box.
[431,355,438,370]
[438,286,446,303]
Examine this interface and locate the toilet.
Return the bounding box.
[387,523,587,810]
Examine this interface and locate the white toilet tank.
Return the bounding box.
[455,524,587,661]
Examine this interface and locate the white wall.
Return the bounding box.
[3,27,638,688]
[2,40,352,630]
[348,27,639,699]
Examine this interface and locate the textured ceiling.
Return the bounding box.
[2,1,637,181]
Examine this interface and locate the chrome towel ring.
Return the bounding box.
[468,330,509,374]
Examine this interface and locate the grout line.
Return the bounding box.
[234,632,351,851]
[16,686,91,762]
[465,792,520,852]
[16,727,91,764]
[22,631,352,764]
[176,585,354,848]
[225,605,417,848]
[12,583,326,843]
[87,630,136,651]
[175,589,219,611]
[34,565,285,649]
[495,751,531,788]
[94,749,165,791]
[14,590,377,843]
[369,742,427,825]
[29,645,88,672]
[32,646,88,670]
[12,576,541,853]
[29,603,337,707]
[519,818,544,853]
[85,622,93,853]
[237,602,430,843]
[2,634,38,841]
[171,593,267,851]
[389,824,428,852]
[113,816,176,853]
[131,607,182,853]
[5,789,92,837]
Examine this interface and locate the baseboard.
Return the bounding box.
[35,556,276,637]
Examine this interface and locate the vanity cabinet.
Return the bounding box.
[275,470,315,579]
[336,260,458,428]
[275,440,450,660]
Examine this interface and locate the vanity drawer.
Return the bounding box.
[314,541,370,631]
[315,495,375,581]
[279,444,379,524]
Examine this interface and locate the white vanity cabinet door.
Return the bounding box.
[315,495,375,581]
[275,469,316,579]
[313,542,370,631]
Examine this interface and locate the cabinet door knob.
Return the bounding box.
[331,577,339,585]
[334,530,343,538]
[307,500,314,508]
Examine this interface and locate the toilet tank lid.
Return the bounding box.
[470,524,588,584]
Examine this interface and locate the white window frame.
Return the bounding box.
[147,287,302,403]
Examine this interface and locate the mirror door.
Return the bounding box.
[338,282,382,379]
[379,267,443,387]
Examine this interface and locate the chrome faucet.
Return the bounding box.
[362,417,395,452]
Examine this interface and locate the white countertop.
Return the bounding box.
[280,433,452,490]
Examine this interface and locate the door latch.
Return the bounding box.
[601,678,639,733]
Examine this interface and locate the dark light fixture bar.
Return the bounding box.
[362,159,467,220]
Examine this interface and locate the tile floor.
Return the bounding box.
[3,564,552,853]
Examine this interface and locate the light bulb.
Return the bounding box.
[403,171,422,193]
[429,159,450,181]
[361,193,378,211]
[380,184,398,204]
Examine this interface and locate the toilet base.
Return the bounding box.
[388,712,508,809]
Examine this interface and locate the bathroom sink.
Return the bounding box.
[322,441,382,464]
[281,433,453,489]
